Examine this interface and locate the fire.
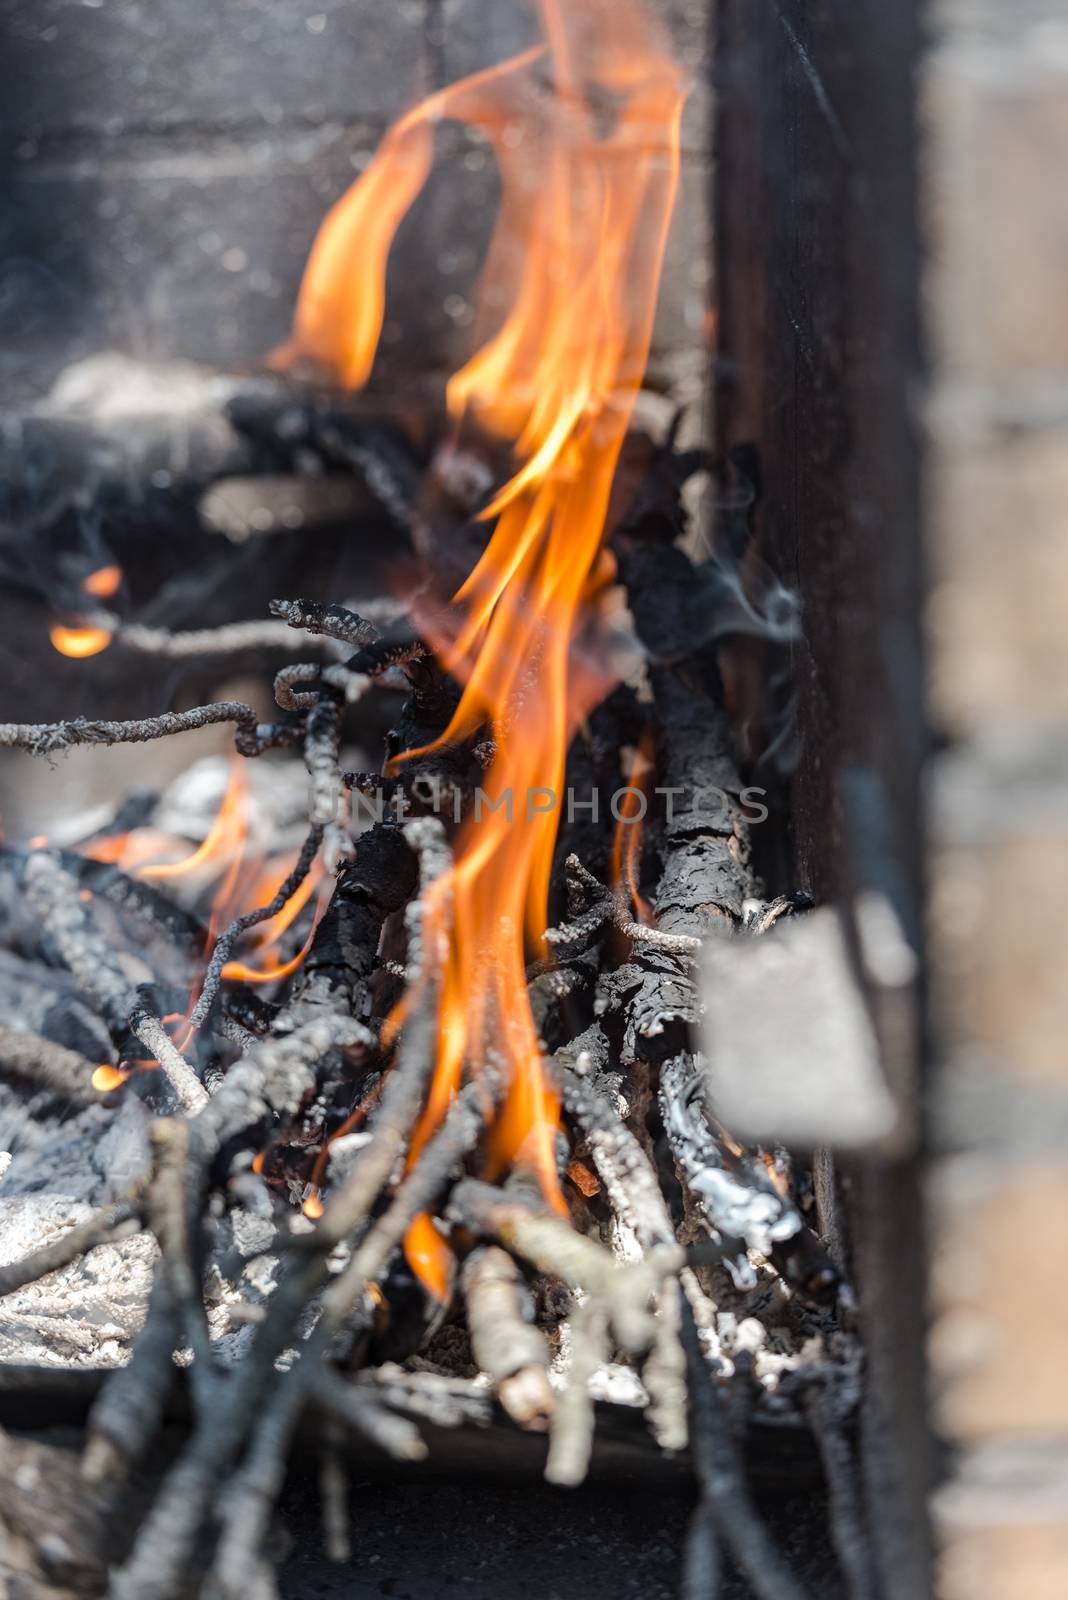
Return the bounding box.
[284,0,683,1293]
[92,1064,130,1092]
[610,732,656,925]
[139,763,251,884]
[83,564,123,599]
[80,765,326,1064]
[220,908,322,984]
[49,623,112,659]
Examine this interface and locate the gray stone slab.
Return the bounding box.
[699,905,899,1149]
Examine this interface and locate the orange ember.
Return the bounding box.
[50,623,112,659]
[92,1064,130,1092]
[82,564,123,599]
[610,732,656,925]
[283,0,683,1294]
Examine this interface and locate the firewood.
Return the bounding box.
[0,475,856,1599]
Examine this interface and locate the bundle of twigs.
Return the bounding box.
[0,455,866,1600]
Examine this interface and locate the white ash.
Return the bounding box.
[0,1193,157,1367]
[0,1087,154,1366]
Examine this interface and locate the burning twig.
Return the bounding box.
[205,1086,483,1600]
[545,855,702,956]
[189,822,325,1025]
[556,1044,674,1249]
[660,1051,803,1269]
[22,852,208,1113]
[0,1022,102,1104]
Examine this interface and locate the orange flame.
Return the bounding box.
[283,0,683,1296]
[610,732,656,925]
[82,564,123,599]
[50,623,112,659]
[92,1064,130,1092]
[138,762,251,883]
[81,766,326,1063]
[220,892,325,984]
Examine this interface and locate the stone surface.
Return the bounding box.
[927,428,1068,732]
[931,826,1068,1089]
[929,1161,1068,1439]
[937,1520,1068,1600]
[922,37,1068,385]
[699,903,899,1149]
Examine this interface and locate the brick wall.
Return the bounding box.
[0,0,711,402]
[922,4,1068,1594]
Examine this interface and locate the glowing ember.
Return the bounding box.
[82,563,123,599]
[302,1190,324,1220]
[284,0,683,1293]
[92,1064,130,1092]
[49,623,112,659]
[610,733,656,925]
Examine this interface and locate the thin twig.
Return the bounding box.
[545,856,701,955]
[545,1299,610,1487]
[189,824,324,1027]
[22,853,208,1113]
[112,619,345,659]
[269,598,381,650]
[679,1288,804,1600]
[83,1278,180,1485]
[803,1378,876,1600]
[0,1022,101,1103]
[0,701,272,759]
[462,1246,554,1431]
[148,1119,216,1411]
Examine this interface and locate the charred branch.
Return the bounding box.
[0,700,287,761]
[22,852,208,1113]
